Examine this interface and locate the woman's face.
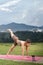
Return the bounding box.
[24,42,29,46]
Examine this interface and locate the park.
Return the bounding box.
[0,31,43,65]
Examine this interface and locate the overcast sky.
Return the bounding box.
[0,0,43,26]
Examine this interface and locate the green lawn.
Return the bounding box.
[0,43,43,65]
[0,43,43,56]
[0,60,43,65]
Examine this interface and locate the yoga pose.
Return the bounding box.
[7,29,31,56]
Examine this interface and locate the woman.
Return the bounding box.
[7,29,31,56]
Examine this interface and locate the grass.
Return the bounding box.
[0,43,43,65]
[0,43,43,56]
[0,60,43,65]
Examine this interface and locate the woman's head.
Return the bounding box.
[26,39,31,43]
[25,39,31,46]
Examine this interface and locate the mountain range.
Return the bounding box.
[0,22,43,32]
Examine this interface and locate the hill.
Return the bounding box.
[0,22,43,32]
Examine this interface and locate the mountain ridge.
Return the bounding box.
[0,22,43,32]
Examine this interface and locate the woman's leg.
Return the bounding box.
[25,42,31,56]
[26,46,29,56]
[21,45,25,56]
[25,43,29,56]
[7,44,16,55]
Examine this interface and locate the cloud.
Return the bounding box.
[0,0,21,12]
[13,10,27,20]
[39,7,43,11]
[0,7,12,12]
[0,0,21,7]
[19,10,28,19]
[21,10,27,19]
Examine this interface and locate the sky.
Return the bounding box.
[0,0,43,26]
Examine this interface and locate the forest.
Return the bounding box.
[0,31,43,43]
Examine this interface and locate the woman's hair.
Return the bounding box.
[26,39,31,43]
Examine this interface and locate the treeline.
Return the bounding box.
[0,31,43,43]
